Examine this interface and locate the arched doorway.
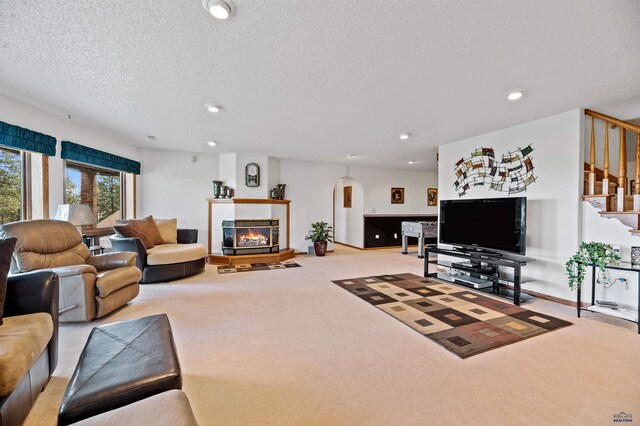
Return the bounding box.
[333,177,364,248]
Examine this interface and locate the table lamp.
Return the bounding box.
[53,204,97,246]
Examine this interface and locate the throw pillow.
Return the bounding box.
[115,216,163,249]
[154,218,178,244]
[0,237,17,326]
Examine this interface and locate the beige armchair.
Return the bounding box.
[0,219,141,322]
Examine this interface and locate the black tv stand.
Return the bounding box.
[425,245,534,306]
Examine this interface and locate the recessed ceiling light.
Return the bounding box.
[398,132,411,140]
[505,89,525,101]
[205,103,222,113]
[202,0,235,19]
[207,141,218,146]
[346,154,356,159]
[408,160,416,165]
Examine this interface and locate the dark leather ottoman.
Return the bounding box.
[58,314,182,425]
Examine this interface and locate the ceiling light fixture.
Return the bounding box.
[202,0,235,19]
[505,89,525,101]
[408,161,416,165]
[205,103,222,113]
[346,154,356,159]
[398,132,411,140]
[207,141,218,146]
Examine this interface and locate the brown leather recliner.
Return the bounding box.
[0,219,142,322]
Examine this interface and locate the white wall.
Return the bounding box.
[438,109,583,302]
[138,149,219,245]
[350,166,438,215]
[334,177,364,248]
[0,92,140,217]
[279,160,345,252]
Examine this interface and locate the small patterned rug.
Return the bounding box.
[332,273,571,358]
[217,261,301,274]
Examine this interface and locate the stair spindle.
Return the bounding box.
[588,116,596,195]
[619,127,627,192]
[617,126,627,211]
[603,121,610,195]
[635,133,640,211]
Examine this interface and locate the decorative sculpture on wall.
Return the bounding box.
[453,144,536,197]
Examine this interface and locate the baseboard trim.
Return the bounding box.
[363,245,419,251]
[501,284,582,307]
[334,242,363,250]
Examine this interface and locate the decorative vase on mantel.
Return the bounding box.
[270,183,287,200]
[212,181,223,199]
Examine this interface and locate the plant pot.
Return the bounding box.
[314,241,328,257]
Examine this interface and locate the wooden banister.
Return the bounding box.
[585,109,640,133]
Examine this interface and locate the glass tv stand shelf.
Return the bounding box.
[424,245,535,306]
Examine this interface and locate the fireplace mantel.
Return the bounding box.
[207,198,290,205]
[207,198,292,265]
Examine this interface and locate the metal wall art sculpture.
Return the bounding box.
[453,144,536,197]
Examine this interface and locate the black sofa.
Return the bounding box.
[110,229,205,284]
[0,270,59,426]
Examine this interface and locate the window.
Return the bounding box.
[0,146,47,224]
[0,147,22,224]
[64,162,136,248]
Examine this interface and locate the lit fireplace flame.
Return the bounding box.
[238,228,268,246]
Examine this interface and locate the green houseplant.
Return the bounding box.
[306,221,333,256]
[565,242,620,290]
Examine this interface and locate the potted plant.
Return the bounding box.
[306,221,333,256]
[565,242,620,290]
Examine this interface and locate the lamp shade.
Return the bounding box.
[53,204,97,226]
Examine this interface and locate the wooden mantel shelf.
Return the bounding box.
[207,198,291,258]
[207,198,290,205]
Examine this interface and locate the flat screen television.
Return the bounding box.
[439,197,526,255]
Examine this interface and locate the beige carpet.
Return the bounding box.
[26,246,640,426]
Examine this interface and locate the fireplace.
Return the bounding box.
[222,219,279,255]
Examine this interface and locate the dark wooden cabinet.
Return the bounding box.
[363,214,437,248]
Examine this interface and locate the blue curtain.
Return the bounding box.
[0,120,56,156]
[61,141,140,174]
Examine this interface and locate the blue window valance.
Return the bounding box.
[61,141,141,174]
[0,120,56,156]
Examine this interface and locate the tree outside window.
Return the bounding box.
[65,163,121,229]
[0,147,22,224]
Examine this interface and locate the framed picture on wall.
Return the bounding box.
[428,188,438,206]
[343,186,352,208]
[391,187,404,204]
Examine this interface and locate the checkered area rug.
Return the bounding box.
[332,273,571,358]
[217,261,301,274]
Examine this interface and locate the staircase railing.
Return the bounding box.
[585,109,640,211]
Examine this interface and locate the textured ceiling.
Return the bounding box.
[1,0,640,171]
